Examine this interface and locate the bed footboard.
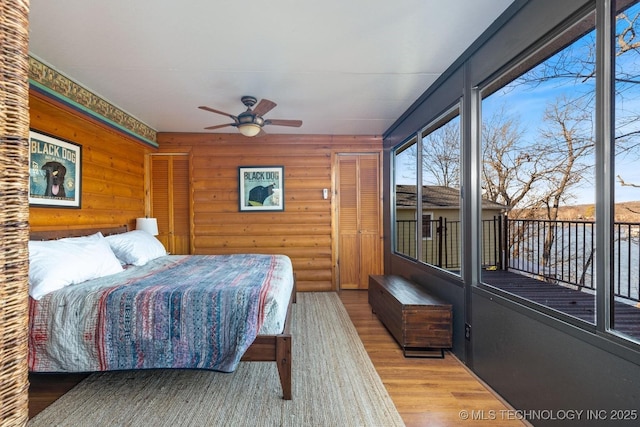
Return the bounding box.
[241,278,295,400]
[243,334,292,400]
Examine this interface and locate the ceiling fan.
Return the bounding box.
[199,96,302,137]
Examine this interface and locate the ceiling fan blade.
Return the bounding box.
[204,123,235,130]
[252,99,277,116]
[266,119,302,127]
[198,106,237,120]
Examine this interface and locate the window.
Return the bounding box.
[394,136,418,259]
[614,0,640,341]
[421,110,461,274]
[480,10,598,324]
[387,0,640,350]
[392,108,462,274]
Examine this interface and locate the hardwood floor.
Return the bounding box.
[29,291,525,426]
[339,290,526,427]
[29,372,89,419]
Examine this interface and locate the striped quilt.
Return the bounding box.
[29,254,294,373]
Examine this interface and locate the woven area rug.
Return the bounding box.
[28,292,404,427]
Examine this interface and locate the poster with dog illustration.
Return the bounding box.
[238,166,284,211]
[28,130,81,208]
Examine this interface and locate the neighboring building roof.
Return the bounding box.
[395,185,508,211]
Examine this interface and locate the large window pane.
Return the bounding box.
[481,12,598,324]
[394,137,418,259]
[420,111,462,275]
[614,0,640,341]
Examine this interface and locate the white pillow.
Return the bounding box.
[29,232,123,300]
[105,230,167,266]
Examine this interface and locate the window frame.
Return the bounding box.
[391,103,463,272]
[392,135,420,260]
[471,1,640,348]
[476,6,600,328]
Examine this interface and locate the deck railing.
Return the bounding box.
[396,216,640,303]
[506,218,596,289]
[396,218,502,270]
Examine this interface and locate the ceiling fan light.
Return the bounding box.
[238,123,262,137]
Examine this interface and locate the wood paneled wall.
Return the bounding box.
[29,91,153,232]
[27,92,382,291]
[157,133,382,292]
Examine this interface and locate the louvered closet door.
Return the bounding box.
[336,153,382,289]
[151,154,190,254]
[338,156,360,289]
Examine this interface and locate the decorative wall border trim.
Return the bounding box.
[28,56,158,147]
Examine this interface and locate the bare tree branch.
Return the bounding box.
[617,174,640,188]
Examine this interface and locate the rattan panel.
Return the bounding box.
[1,1,31,425]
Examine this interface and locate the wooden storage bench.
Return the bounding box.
[368,275,452,358]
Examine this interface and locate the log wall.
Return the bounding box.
[27,92,382,292]
[157,133,382,291]
[28,91,153,232]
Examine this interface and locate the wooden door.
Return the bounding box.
[336,153,383,289]
[150,154,190,254]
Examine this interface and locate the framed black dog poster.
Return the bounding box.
[28,130,82,208]
[238,166,284,212]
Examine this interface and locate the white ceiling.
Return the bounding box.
[28,0,514,136]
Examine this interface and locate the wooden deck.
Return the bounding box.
[482,269,640,339]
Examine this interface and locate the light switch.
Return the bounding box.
[323,188,329,199]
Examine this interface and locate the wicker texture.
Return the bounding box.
[1,1,31,426]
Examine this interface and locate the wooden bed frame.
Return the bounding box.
[29,225,295,400]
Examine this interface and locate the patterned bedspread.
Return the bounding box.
[29,254,294,373]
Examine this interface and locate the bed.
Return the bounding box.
[27,225,296,400]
